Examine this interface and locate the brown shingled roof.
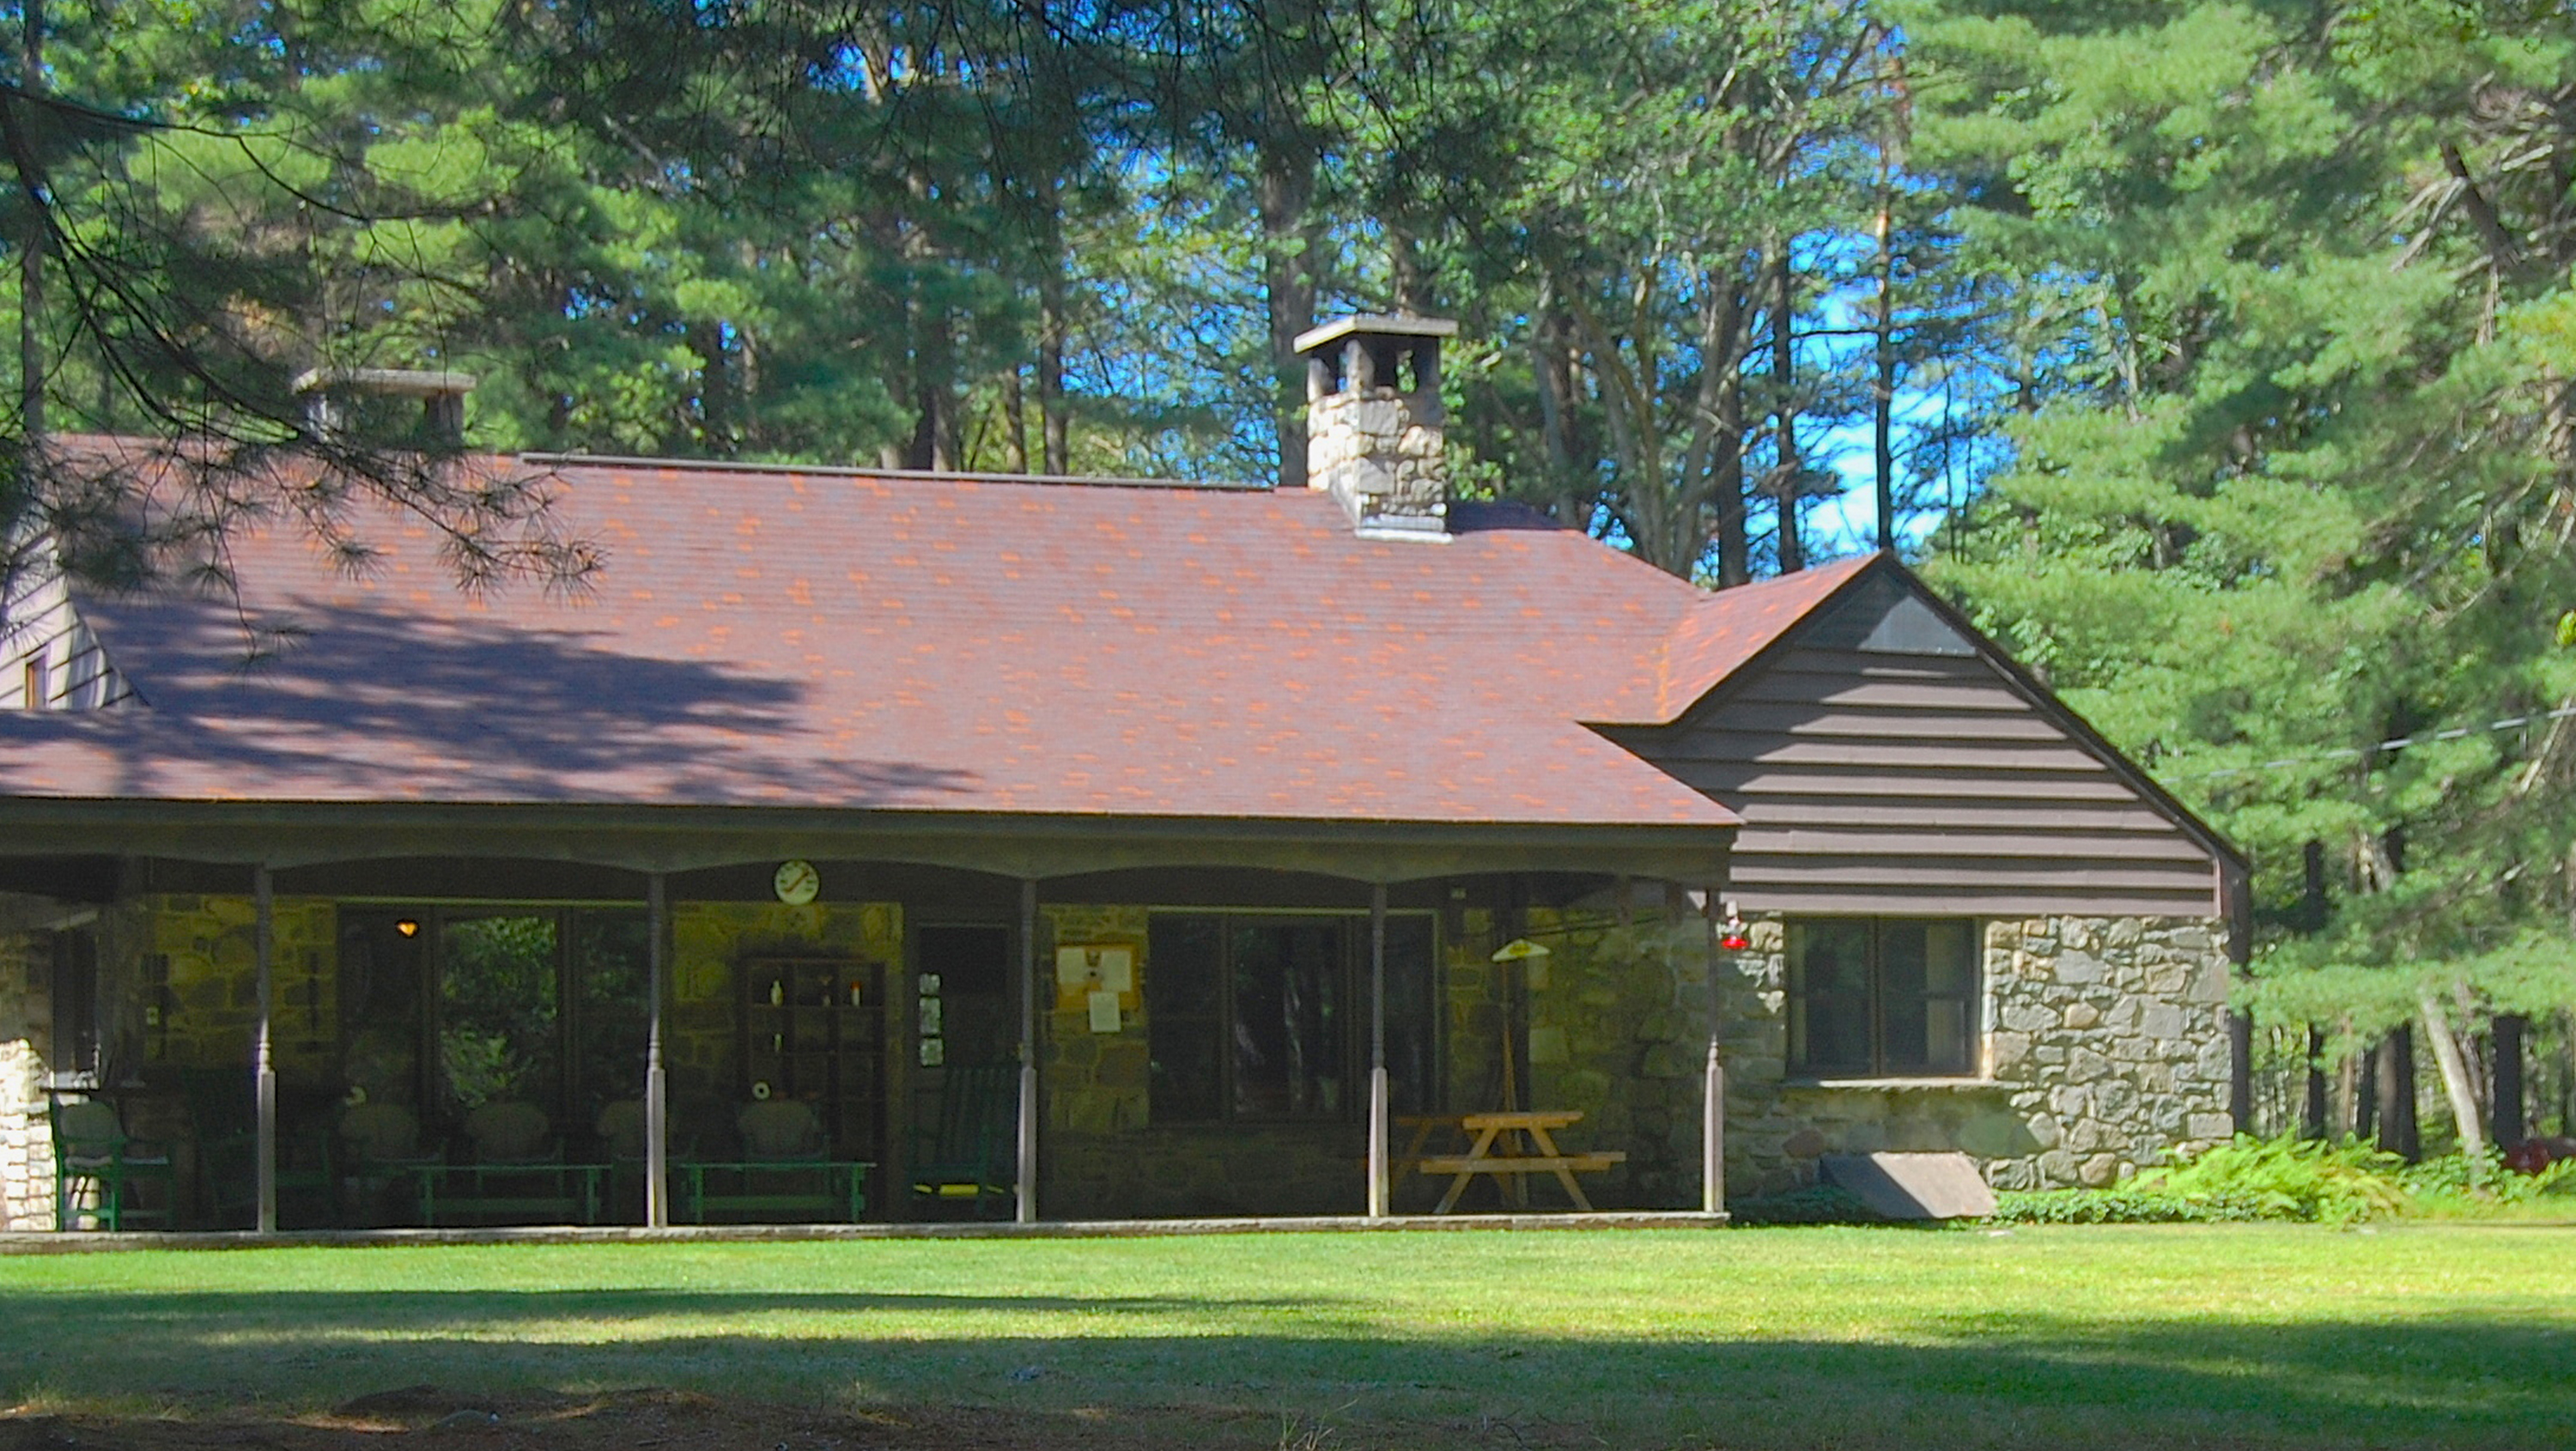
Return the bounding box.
[0,458,1868,827]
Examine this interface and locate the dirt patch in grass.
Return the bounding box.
[0,1387,1364,1451]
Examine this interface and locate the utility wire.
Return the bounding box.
[2185,703,2576,781]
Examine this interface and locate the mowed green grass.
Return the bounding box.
[3,1223,2570,1449]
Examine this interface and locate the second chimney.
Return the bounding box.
[1295,313,1457,540]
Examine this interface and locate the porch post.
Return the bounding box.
[1017,877,1039,1224]
[1367,884,1388,1219]
[1702,891,1724,1217]
[253,864,277,1235]
[645,872,669,1229]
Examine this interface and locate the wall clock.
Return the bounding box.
[773,859,821,905]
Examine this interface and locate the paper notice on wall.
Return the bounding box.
[1094,946,1133,993]
[1087,990,1122,1034]
[1057,944,1135,995]
[1054,946,1092,988]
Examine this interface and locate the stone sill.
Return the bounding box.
[1779,1077,2005,1091]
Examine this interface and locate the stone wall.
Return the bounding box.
[1719,914,2233,1193]
[141,895,339,1079]
[1505,907,1713,1210]
[0,931,52,1230]
[666,901,903,1149]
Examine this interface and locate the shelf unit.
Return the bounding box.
[739,957,886,1161]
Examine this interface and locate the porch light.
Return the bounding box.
[395,918,421,938]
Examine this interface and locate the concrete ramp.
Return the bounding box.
[1820,1152,1996,1220]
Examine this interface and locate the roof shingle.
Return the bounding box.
[0,458,1863,827]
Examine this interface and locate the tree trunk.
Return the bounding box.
[2494,1013,2528,1148]
[1870,184,1895,554]
[1038,264,1068,476]
[1002,367,1029,474]
[2353,1035,2377,1141]
[2376,1027,2420,1162]
[1259,141,1318,492]
[2302,1026,2329,1139]
[1771,246,1802,574]
[2419,993,2486,1180]
[1715,353,1749,587]
[18,0,43,443]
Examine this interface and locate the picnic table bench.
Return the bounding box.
[1411,1110,1626,1213]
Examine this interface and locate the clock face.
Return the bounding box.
[773,859,820,906]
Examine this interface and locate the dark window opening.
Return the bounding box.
[51,926,98,1078]
[1145,913,1437,1123]
[1788,918,1978,1078]
[337,906,649,1140]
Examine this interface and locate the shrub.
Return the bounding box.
[1988,1189,2269,1224]
[1985,1135,2414,1226]
[2128,1135,2411,1225]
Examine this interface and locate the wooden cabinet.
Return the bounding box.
[740,958,885,1160]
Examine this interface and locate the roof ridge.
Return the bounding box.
[520,452,1267,492]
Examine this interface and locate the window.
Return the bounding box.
[1788,919,1978,1078]
[1145,913,1437,1123]
[338,907,649,1131]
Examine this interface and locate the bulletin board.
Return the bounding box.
[1054,942,1139,1032]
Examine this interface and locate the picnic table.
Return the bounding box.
[1406,1110,1625,1213]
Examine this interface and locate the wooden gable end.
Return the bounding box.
[1612,566,2228,920]
[3,554,133,710]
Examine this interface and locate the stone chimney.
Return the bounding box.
[293,367,476,447]
[1294,314,1457,540]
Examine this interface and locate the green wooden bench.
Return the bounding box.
[678,1100,869,1223]
[407,1102,605,1226]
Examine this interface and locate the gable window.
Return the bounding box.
[1145,912,1437,1123]
[1788,919,1979,1078]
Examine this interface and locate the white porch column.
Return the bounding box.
[253,864,276,1235]
[1702,890,1726,1217]
[645,872,670,1229]
[1367,884,1388,1219]
[1016,878,1038,1224]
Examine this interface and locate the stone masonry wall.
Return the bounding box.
[141,895,339,1079]
[1513,907,1713,1210]
[666,901,902,1148]
[1720,914,2234,1193]
[0,931,52,1230]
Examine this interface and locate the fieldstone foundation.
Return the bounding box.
[0,931,53,1230]
[1720,914,2233,1193]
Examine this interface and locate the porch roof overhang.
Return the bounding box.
[0,797,1734,887]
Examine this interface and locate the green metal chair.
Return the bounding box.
[181,1068,341,1228]
[337,1100,441,1227]
[50,1096,175,1231]
[179,1067,258,1228]
[908,1059,1018,1219]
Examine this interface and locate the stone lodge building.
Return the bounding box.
[0,317,2245,1230]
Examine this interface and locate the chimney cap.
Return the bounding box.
[1293,313,1457,355]
[292,367,477,398]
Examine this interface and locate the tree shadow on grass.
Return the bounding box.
[0,1289,2567,1449]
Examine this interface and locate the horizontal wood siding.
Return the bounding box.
[1,559,131,710]
[1625,643,2221,918]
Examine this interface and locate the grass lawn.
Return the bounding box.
[3,1223,2571,1449]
